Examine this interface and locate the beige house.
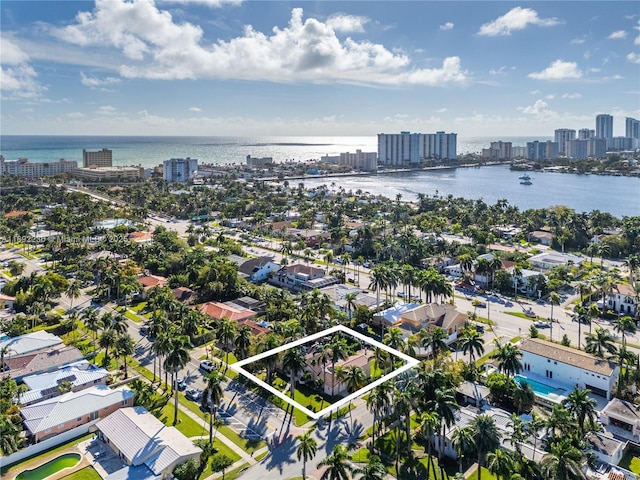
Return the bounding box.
[305,350,371,396]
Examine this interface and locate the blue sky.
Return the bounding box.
[1,1,639,136]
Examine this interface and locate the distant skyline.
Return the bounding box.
[1,1,639,137]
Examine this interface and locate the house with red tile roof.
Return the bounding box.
[304,350,371,396]
[197,301,256,322]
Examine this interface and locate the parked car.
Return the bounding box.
[185,388,201,401]
[533,321,551,329]
[200,360,216,373]
[177,378,187,391]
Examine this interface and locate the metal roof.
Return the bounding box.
[21,386,133,434]
[0,331,62,356]
[96,407,202,476]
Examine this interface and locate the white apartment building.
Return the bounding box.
[1,156,77,177]
[378,131,457,166]
[554,128,576,156]
[520,338,619,399]
[596,114,614,149]
[163,157,198,182]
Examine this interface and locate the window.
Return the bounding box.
[77,417,82,421]
[554,361,557,365]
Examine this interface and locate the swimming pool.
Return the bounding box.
[514,374,565,397]
[94,218,127,229]
[16,452,82,480]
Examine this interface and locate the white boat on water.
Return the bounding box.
[520,179,533,185]
[519,173,531,180]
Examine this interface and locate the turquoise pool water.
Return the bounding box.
[514,374,563,396]
[94,218,127,229]
[16,452,81,480]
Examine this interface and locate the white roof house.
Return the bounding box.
[20,360,110,405]
[21,386,134,441]
[97,406,202,479]
[0,331,62,356]
[373,302,422,327]
[528,252,584,270]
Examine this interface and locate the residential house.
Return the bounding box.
[604,284,637,316]
[437,405,543,461]
[0,331,63,356]
[171,286,196,304]
[456,381,490,408]
[236,256,280,282]
[396,303,469,352]
[268,264,331,292]
[96,406,202,480]
[5,344,84,381]
[509,268,547,297]
[372,302,422,329]
[528,252,583,270]
[21,386,134,443]
[197,301,256,322]
[0,293,16,310]
[520,338,619,399]
[138,275,168,299]
[19,360,109,406]
[527,230,553,246]
[236,319,270,337]
[586,432,626,466]
[226,296,265,315]
[305,350,371,396]
[319,284,383,316]
[601,398,640,442]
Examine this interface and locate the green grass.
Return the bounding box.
[619,453,640,474]
[61,467,102,480]
[466,467,497,480]
[351,447,371,463]
[254,450,268,461]
[222,462,250,480]
[131,301,148,313]
[160,399,208,438]
[1,433,93,475]
[123,309,144,322]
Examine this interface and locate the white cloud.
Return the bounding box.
[0,37,45,99]
[528,89,541,95]
[608,30,628,39]
[489,65,515,76]
[528,60,582,80]
[439,22,454,31]
[65,112,86,118]
[478,7,560,36]
[433,108,447,113]
[635,20,640,45]
[562,92,581,99]
[520,99,557,119]
[628,52,640,64]
[570,37,586,45]
[589,68,601,72]
[188,106,202,112]
[97,105,117,115]
[160,0,243,7]
[80,72,121,87]
[545,94,555,99]
[326,14,369,33]
[49,3,467,86]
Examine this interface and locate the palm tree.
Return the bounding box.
[489,340,522,380]
[0,415,23,454]
[419,326,448,359]
[327,337,348,397]
[566,385,597,436]
[585,328,617,358]
[111,313,128,335]
[98,328,116,367]
[282,347,306,401]
[337,365,366,426]
[217,317,237,367]
[470,414,501,480]
[82,307,101,355]
[115,333,135,378]
[366,382,392,447]
[296,431,318,480]
[486,449,515,480]
[459,327,485,370]
[451,425,475,474]
[344,292,358,320]
[430,388,458,461]
[612,315,636,347]
[201,371,224,444]
[152,330,172,386]
[317,444,353,480]
[353,455,386,480]
[164,335,191,425]
[234,325,252,360]
[65,280,81,310]
[382,327,404,352]
[540,438,585,480]
[528,411,546,461]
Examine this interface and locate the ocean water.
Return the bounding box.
[0,135,545,167]
[1,135,636,217]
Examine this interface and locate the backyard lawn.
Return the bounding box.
[619,453,640,474]
[62,467,102,480]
